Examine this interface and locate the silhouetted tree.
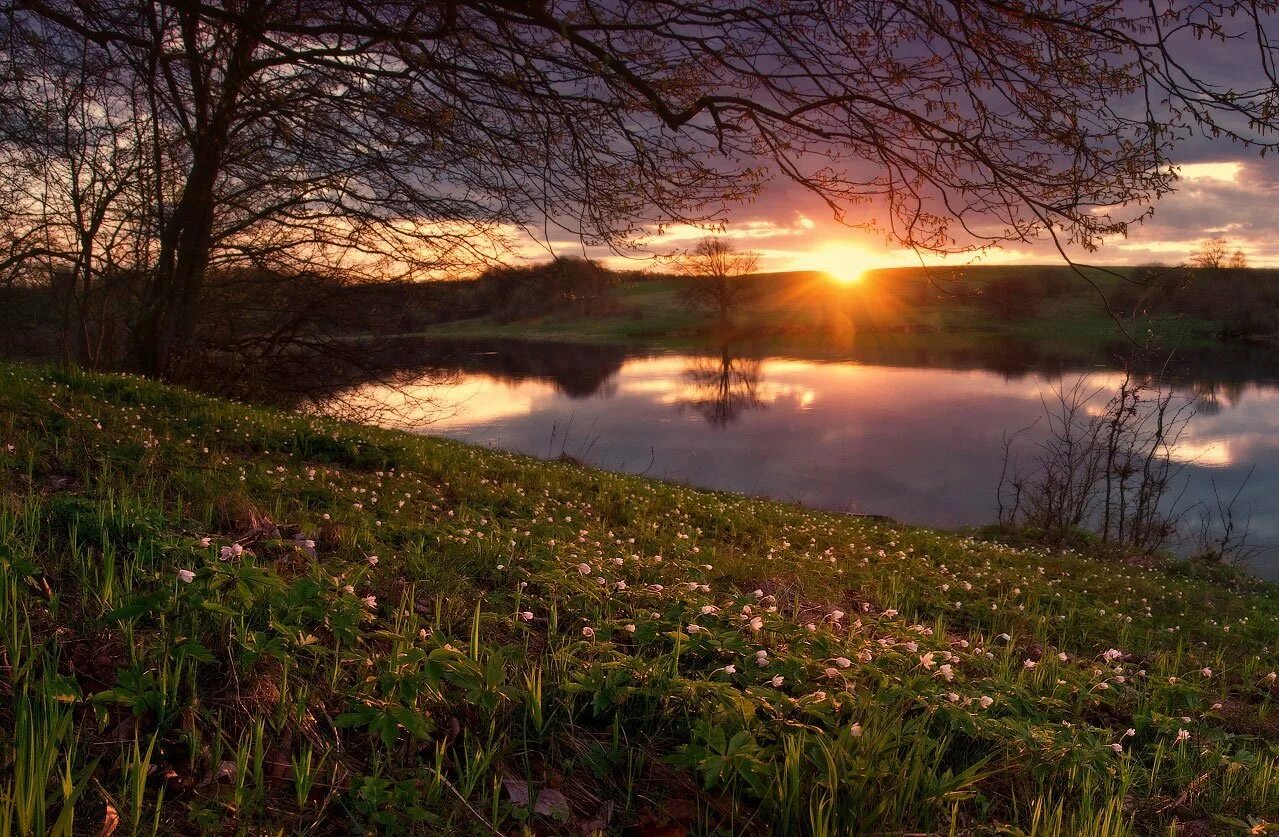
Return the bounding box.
[1121,261,1279,340]
[1190,238,1230,269]
[8,1,1279,377]
[976,274,1045,321]
[475,257,617,322]
[680,238,760,327]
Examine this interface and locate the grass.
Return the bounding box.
[3,361,1279,833]
[426,279,706,348]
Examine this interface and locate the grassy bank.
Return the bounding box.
[421,266,1229,359]
[3,363,1279,834]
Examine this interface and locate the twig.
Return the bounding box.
[432,768,503,836]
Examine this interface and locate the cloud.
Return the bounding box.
[1083,157,1279,265]
[1176,162,1244,183]
[521,146,1279,272]
[638,215,820,246]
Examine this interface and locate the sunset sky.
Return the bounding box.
[547,21,1279,279]
[674,22,1279,277]
[568,155,1274,276]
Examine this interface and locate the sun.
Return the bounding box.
[803,243,886,284]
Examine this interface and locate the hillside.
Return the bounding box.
[426,264,1279,360]
[3,363,1279,833]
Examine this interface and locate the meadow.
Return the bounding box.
[422,265,1243,359]
[3,362,1279,834]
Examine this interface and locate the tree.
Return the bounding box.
[0,25,153,368]
[474,257,617,322]
[680,237,760,327]
[1190,238,1230,269]
[1228,250,1249,270]
[976,274,1045,322]
[6,1,1279,378]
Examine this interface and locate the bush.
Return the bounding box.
[1031,267,1075,299]
[473,256,618,322]
[1131,266,1279,338]
[974,274,1045,320]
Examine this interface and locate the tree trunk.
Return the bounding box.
[131,9,262,379]
[133,168,218,378]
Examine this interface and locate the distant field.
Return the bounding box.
[424,264,1246,359]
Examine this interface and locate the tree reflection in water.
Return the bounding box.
[678,346,764,427]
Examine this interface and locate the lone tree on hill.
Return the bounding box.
[680,238,760,327]
[1190,238,1231,269]
[7,1,1279,377]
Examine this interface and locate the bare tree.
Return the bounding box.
[0,24,155,368]
[1191,466,1262,564]
[680,237,760,327]
[1189,238,1249,271]
[999,370,1198,554]
[1190,238,1230,269]
[7,2,1279,378]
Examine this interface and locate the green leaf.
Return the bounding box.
[103,591,167,623]
[173,640,216,663]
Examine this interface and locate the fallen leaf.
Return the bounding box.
[502,778,571,818]
[96,802,120,837]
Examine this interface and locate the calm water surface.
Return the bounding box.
[316,339,1279,577]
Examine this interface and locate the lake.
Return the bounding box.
[310,337,1279,577]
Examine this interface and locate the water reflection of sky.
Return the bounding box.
[337,353,1279,578]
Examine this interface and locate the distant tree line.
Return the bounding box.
[470,257,626,323]
[0,269,481,384]
[970,270,1078,322]
[0,257,636,370]
[920,252,1279,341]
[1114,264,1279,340]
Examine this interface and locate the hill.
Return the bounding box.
[426,264,1279,359]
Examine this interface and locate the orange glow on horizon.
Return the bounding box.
[799,242,904,284]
